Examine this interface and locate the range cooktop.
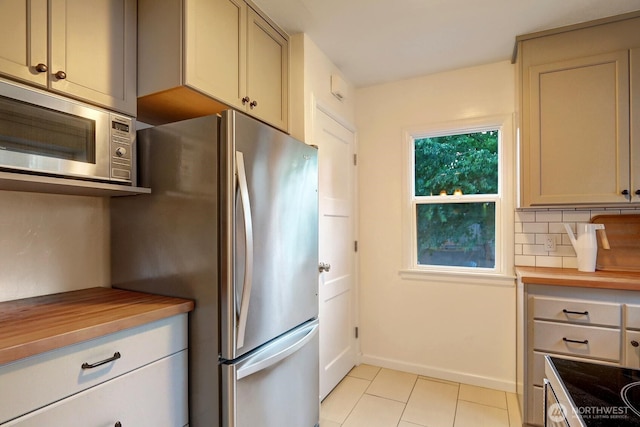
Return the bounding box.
[550,357,640,426]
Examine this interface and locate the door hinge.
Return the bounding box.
[353,153,357,166]
[354,241,358,252]
[355,327,359,339]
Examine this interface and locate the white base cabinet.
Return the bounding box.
[0,314,188,426]
[520,283,640,426]
[4,351,187,427]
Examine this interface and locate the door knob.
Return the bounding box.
[318,262,331,273]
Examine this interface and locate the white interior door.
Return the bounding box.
[315,105,357,400]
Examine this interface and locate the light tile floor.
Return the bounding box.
[320,364,523,427]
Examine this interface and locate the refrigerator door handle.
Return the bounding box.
[235,151,254,350]
[236,320,319,380]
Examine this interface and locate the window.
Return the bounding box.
[402,116,513,279]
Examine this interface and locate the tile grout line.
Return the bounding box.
[396,374,419,426]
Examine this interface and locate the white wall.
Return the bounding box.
[355,61,517,391]
[289,33,356,143]
[0,191,109,302]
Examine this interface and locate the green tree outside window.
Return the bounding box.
[413,131,498,268]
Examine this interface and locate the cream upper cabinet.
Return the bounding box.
[0,0,136,116]
[49,0,137,115]
[137,0,290,131]
[185,0,247,111]
[246,7,288,130]
[518,13,640,207]
[0,0,48,86]
[632,48,640,201]
[525,50,630,206]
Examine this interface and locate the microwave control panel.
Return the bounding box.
[110,115,135,183]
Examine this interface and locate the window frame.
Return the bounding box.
[400,115,515,284]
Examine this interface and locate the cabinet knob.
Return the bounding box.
[635,190,640,196]
[34,63,48,73]
[242,96,250,105]
[632,340,639,348]
[115,422,122,427]
[250,100,258,109]
[622,189,630,196]
[54,70,67,80]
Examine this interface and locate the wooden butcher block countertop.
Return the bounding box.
[0,287,194,365]
[517,267,640,291]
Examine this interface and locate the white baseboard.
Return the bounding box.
[359,354,516,393]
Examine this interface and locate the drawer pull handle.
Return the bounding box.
[81,352,121,369]
[563,337,589,345]
[115,423,122,427]
[632,341,639,348]
[562,309,589,316]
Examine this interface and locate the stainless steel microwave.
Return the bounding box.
[0,79,135,185]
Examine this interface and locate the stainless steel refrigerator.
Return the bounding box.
[110,110,319,427]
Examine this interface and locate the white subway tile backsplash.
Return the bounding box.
[562,257,578,269]
[514,208,640,268]
[552,245,575,256]
[523,244,547,255]
[515,233,535,244]
[535,256,563,268]
[548,222,567,233]
[515,222,523,233]
[536,211,562,222]
[522,222,548,234]
[515,255,536,266]
[562,211,592,222]
[515,211,536,223]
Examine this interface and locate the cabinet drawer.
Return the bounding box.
[532,296,621,327]
[4,350,188,426]
[0,314,187,424]
[626,305,640,330]
[533,320,620,361]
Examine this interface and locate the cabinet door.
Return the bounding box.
[185,0,247,110]
[49,0,136,115]
[626,330,640,369]
[246,8,288,131]
[0,0,47,86]
[632,48,640,202]
[524,50,630,206]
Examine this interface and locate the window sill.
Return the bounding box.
[399,268,516,287]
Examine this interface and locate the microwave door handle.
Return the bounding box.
[235,151,254,350]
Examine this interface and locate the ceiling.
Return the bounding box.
[251,0,640,88]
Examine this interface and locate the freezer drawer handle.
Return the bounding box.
[236,322,318,380]
[235,151,254,350]
[81,352,121,369]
